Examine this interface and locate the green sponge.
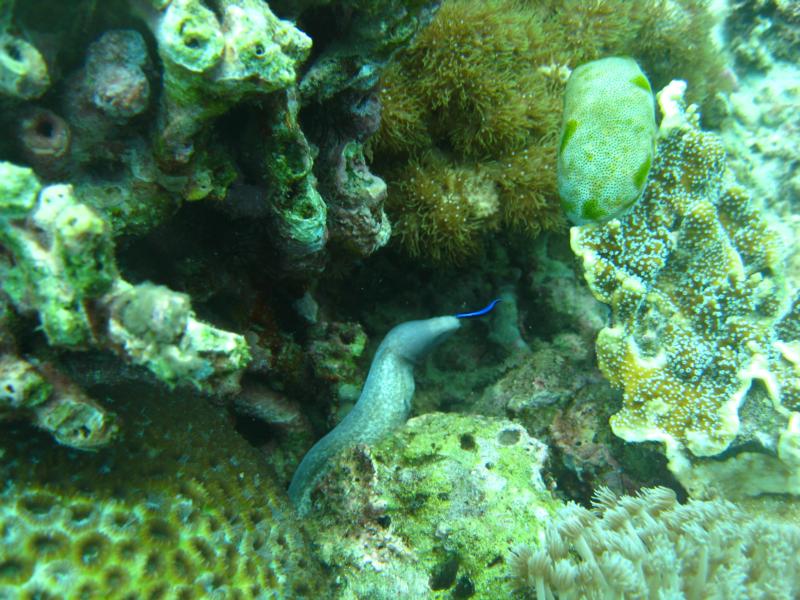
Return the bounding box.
[557,56,656,224]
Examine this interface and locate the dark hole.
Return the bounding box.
[429,555,459,590]
[35,118,54,139]
[254,43,265,56]
[487,555,503,568]
[5,43,21,62]
[184,37,200,49]
[453,575,476,598]
[498,428,521,445]
[376,515,391,528]
[459,433,476,451]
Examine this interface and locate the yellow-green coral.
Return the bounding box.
[0,381,326,598]
[373,0,728,264]
[571,82,798,498]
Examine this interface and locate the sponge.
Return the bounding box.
[557,56,656,224]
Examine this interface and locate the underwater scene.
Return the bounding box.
[1,0,800,598]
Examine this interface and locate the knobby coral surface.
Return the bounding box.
[571,81,800,498]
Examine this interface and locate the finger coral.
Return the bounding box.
[570,81,799,498]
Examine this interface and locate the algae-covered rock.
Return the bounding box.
[304,412,559,599]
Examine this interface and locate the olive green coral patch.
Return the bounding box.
[633,154,652,190]
[630,74,652,93]
[559,119,578,154]
[581,198,605,222]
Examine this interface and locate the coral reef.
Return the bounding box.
[510,486,800,598]
[304,412,558,598]
[0,0,49,100]
[570,81,799,498]
[0,162,250,401]
[0,380,328,598]
[138,0,312,169]
[373,0,729,263]
[0,355,117,450]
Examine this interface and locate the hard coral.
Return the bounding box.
[0,381,327,598]
[142,0,312,167]
[305,413,557,598]
[571,82,799,498]
[0,162,250,395]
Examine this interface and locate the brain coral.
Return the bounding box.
[571,81,799,498]
[0,379,327,599]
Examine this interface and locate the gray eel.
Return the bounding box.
[288,315,461,512]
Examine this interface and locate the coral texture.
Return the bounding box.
[0,163,250,398]
[511,486,800,599]
[0,356,117,450]
[571,81,799,498]
[305,412,557,598]
[0,381,328,598]
[374,0,729,263]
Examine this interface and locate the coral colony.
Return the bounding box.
[1,0,799,598]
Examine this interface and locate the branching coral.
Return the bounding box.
[570,81,799,498]
[0,355,117,450]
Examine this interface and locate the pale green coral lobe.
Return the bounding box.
[557,56,657,224]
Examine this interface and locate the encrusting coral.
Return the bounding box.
[303,412,558,598]
[510,486,800,599]
[570,80,799,498]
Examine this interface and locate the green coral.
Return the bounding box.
[0,380,327,598]
[0,162,250,394]
[570,82,798,498]
[557,56,657,224]
[304,413,559,598]
[147,0,312,167]
[0,1,49,100]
